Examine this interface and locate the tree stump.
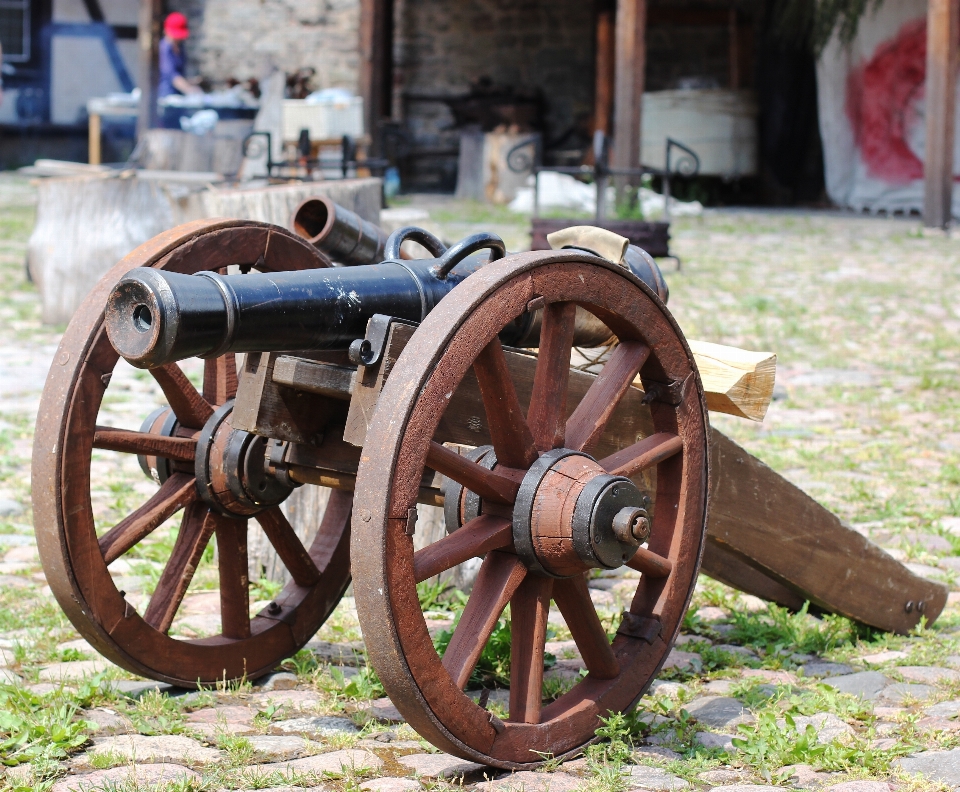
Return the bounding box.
[28,176,382,325]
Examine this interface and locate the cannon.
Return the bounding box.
[33,211,947,769]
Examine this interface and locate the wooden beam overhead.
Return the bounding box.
[923,0,959,229]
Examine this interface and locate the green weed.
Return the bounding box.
[727,602,861,657]
[321,664,385,701]
[416,578,468,613]
[0,685,92,766]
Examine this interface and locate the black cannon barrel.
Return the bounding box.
[105,242,670,370]
[106,259,462,368]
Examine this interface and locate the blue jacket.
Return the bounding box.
[158,38,186,98]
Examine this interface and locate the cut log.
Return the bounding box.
[28,176,382,325]
[687,340,776,422]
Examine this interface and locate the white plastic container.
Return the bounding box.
[281,97,364,142]
[641,89,758,177]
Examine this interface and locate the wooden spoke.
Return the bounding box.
[203,354,238,405]
[150,363,214,429]
[509,574,553,724]
[255,506,321,587]
[565,341,651,452]
[527,302,577,452]
[214,515,251,640]
[552,574,619,679]
[626,546,673,579]
[310,489,353,570]
[426,441,520,504]
[99,473,197,564]
[472,338,538,469]
[414,515,513,583]
[93,426,196,462]
[598,432,683,478]
[441,550,527,689]
[143,502,215,633]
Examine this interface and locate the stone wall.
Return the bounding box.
[168,0,362,91]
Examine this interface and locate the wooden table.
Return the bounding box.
[86,98,138,165]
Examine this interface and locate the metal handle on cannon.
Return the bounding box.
[431,232,506,279]
[383,226,447,260]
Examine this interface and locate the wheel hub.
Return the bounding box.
[192,402,296,517]
[137,407,180,484]
[513,449,650,577]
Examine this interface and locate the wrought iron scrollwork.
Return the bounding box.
[505,135,541,174]
[666,137,700,177]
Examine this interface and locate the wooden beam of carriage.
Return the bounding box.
[705,430,946,634]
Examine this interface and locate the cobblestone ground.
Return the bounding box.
[4,177,960,792]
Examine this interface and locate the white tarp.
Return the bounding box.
[817,0,960,215]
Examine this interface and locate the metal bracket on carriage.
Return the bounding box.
[347,314,420,368]
[265,438,302,490]
[617,612,663,643]
[639,375,689,407]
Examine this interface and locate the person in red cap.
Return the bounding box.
[158,12,202,99]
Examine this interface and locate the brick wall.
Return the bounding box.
[395,0,596,143]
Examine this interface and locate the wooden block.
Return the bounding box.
[630,340,775,422]
[706,429,947,633]
[343,322,417,446]
[688,340,776,422]
[232,351,346,445]
[272,356,355,399]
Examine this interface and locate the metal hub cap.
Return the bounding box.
[513,448,650,577]
[194,401,294,517]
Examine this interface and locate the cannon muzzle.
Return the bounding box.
[292,196,388,266]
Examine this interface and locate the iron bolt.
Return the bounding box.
[613,507,651,543]
[905,601,914,613]
[267,601,281,615]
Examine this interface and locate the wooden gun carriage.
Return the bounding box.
[32,201,947,769]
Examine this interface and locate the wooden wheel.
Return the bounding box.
[32,219,353,687]
[352,250,708,768]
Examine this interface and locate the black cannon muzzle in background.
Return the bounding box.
[105,229,670,369]
[292,196,388,266]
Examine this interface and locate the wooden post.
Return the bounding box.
[612,0,646,202]
[923,0,959,229]
[137,0,163,136]
[88,112,102,165]
[594,3,616,137]
[360,0,394,155]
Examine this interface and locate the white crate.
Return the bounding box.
[282,98,364,142]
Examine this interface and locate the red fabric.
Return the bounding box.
[164,12,190,39]
[845,19,927,183]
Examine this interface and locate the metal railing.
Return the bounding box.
[506,132,700,222]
